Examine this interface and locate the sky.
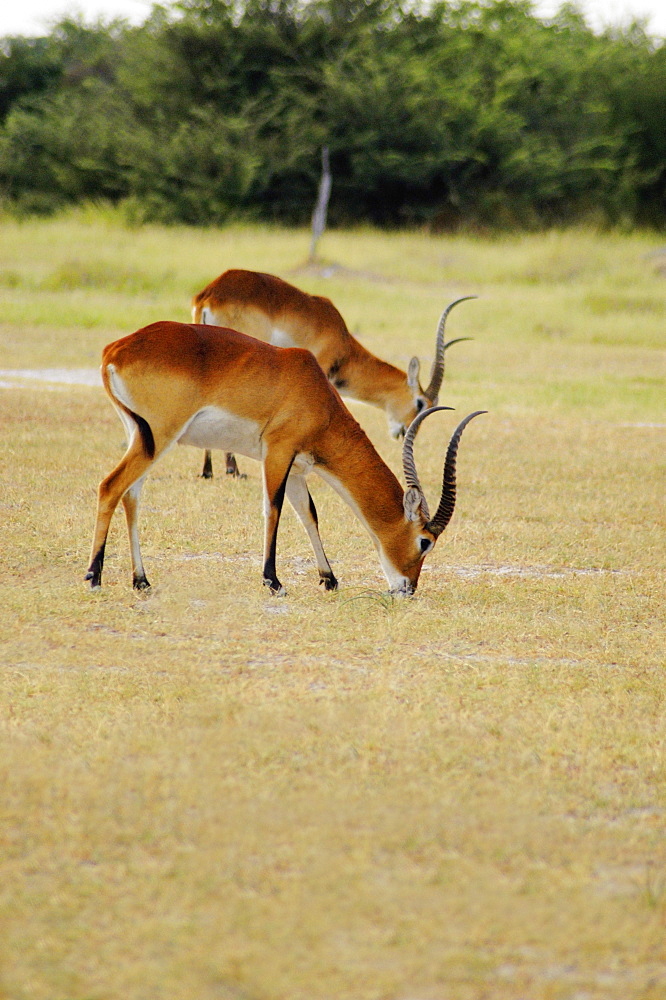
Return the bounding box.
[1,0,665,39]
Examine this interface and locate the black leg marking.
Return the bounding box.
[263,575,284,595]
[308,491,319,527]
[131,410,155,459]
[201,450,213,479]
[319,570,338,591]
[262,459,294,595]
[225,453,247,479]
[263,525,283,594]
[85,543,106,588]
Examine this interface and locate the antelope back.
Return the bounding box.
[102,322,337,443]
[192,269,353,358]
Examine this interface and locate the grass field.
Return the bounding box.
[0,210,664,1000]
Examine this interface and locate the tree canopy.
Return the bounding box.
[0,0,664,228]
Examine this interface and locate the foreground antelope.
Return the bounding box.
[192,269,473,477]
[86,322,484,596]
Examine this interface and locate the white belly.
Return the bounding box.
[177,406,262,459]
[269,327,296,348]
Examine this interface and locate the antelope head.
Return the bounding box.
[381,406,486,596]
[388,296,476,439]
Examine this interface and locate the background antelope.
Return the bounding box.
[86,322,484,596]
[191,269,474,477]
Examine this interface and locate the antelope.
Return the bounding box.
[85,322,485,596]
[191,269,474,478]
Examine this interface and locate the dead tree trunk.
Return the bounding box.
[309,146,332,263]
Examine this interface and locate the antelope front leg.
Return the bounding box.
[201,449,246,479]
[261,449,295,595]
[200,449,214,478]
[285,474,338,591]
[225,453,246,479]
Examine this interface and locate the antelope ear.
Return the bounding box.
[407,356,420,392]
[403,486,425,522]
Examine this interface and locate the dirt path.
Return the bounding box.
[0,368,101,388]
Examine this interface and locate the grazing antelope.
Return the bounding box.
[192,269,474,477]
[85,322,484,596]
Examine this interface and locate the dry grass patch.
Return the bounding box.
[0,218,664,1000]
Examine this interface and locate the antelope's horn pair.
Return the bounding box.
[402,406,487,537]
[424,296,477,404]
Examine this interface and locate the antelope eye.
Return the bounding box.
[415,399,425,414]
[419,537,433,554]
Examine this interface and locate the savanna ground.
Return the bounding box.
[0,211,664,1000]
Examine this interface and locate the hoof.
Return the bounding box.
[133,575,151,591]
[319,573,339,592]
[263,578,286,596]
[200,471,214,480]
[85,570,101,589]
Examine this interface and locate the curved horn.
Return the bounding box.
[427,410,486,538]
[402,405,455,520]
[424,296,476,405]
